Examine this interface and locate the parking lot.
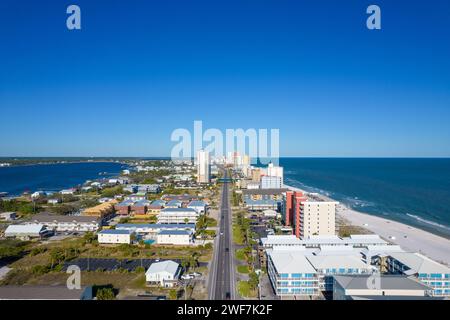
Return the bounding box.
[62,258,207,272]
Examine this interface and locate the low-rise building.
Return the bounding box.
[116,223,196,236]
[28,213,100,232]
[126,193,147,202]
[97,229,134,244]
[0,211,16,221]
[47,198,61,205]
[114,199,134,215]
[385,252,450,297]
[131,200,151,215]
[4,224,51,239]
[156,229,193,245]
[83,200,117,219]
[145,260,181,288]
[146,205,163,215]
[165,200,183,209]
[261,234,388,249]
[243,188,288,202]
[157,208,199,224]
[151,200,166,207]
[61,188,77,195]
[245,199,279,211]
[187,200,207,214]
[333,275,433,300]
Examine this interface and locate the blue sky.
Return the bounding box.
[0,0,449,157]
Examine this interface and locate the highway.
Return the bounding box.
[209,169,235,300]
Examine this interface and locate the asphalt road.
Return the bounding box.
[209,169,235,300]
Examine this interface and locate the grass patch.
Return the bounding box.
[237,281,257,298]
[232,225,245,245]
[235,249,246,261]
[237,265,249,274]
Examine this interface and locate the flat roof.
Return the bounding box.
[116,223,195,230]
[5,224,45,234]
[262,234,387,246]
[188,200,206,206]
[307,254,369,270]
[31,213,100,223]
[334,275,431,291]
[243,188,288,195]
[267,250,316,274]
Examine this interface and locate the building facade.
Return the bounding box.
[197,150,211,184]
[97,229,133,244]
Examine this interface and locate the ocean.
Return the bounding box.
[279,158,450,238]
[0,162,126,196]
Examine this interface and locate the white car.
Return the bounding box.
[181,275,193,280]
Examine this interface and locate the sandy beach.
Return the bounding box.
[284,184,450,266]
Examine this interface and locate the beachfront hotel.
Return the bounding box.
[283,191,337,238]
[263,235,450,298]
[266,245,373,297]
[385,252,450,297]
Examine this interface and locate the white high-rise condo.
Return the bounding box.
[267,162,284,185]
[197,150,211,183]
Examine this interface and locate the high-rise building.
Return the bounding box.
[284,191,337,238]
[242,155,251,166]
[251,168,261,183]
[261,176,282,189]
[267,162,284,185]
[196,150,210,183]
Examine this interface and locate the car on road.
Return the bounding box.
[220,232,224,236]
[225,248,229,252]
[225,292,231,300]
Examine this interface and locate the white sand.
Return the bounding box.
[284,184,450,266]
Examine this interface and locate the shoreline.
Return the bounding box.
[0,162,128,197]
[284,184,450,266]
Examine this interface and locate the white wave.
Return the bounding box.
[406,213,450,231]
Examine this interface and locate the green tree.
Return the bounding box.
[168,289,178,300]
[96,287,115,300]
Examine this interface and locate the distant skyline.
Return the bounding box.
[1,0,450,157]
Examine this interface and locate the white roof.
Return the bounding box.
[262,234,387,247]
[267,250,316,274]
[5,224,45,234]
[316,245,360,255]
[361,245,404,258]
[146,260,180,276]
[388,252,450,275]
[261,235,302,246]
[307,254,369,270]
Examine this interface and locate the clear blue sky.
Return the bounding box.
[1,0,449,157]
